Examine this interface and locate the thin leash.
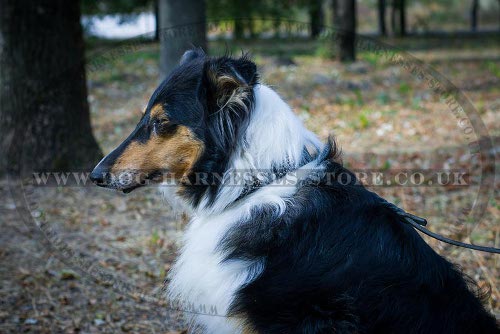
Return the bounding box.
[383,200,500,254]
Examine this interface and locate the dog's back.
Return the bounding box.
[223,151,499,333]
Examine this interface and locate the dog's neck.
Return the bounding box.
[194,84,321,215]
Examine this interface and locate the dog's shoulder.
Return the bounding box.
[223,162,499,333]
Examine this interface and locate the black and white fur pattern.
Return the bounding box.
[166,84,322,332]
[91,50,499,334]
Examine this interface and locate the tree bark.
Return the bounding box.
[310,0,324,38]
[234,20,244,39]
[390,0,397,35]
[0,0,102,175]
[378,0,387,36]
[333,0,356,62]
[399,0,406,36]
[471,0,479,31]
[154,0,160,41]
[159,0,207,79]
[390,0,405,36]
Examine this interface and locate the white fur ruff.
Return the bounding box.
[165,84,322,333]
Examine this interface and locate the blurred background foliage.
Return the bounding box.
[81,0,500,35]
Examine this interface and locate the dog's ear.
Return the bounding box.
[180,48,205,65]
[201,56,258,149]
[203,56,258,115]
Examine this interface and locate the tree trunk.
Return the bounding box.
[390,0,397,35]
[310,0,324,38]
[0,0,102,175]
[378,0,387,36]
[159,0,207,79]
[399,0,406,36]
[247,19,257,39]
[390,0,405,36]
[234,20,244,39]
[154,0,160,41]
[471,0,479,31]
[333,0,356,62]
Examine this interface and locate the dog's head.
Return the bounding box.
[90,49,258,195]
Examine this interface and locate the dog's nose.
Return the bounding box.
[90,167,108,185]
[89,170,104,184]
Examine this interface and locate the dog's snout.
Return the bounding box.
[90,166,109,186]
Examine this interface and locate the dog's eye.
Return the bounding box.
[152,119,177,136]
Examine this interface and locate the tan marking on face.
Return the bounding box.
[111,125,203,181]
[150,103,167,120]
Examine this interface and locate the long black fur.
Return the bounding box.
[221,143,499,333]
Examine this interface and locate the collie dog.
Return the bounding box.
[90,49,499,333]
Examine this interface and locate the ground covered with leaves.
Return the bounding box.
[1,35,499,332]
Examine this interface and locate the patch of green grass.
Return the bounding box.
[356,109,372,129]
[485,61,500,78]
[120,49,158,64]
[358,113,370,129]
[376,92,390,104]
[360,52,379,66]
[489,198,499,210]
[379,34,499,52]
[315,42,336,59]
[336,95,357,107]
[211,38,319,57]
[159,266,166,280]
[300,103,311,112]
[149,230,160,246]
[398,82,412,96]
[382,159,392,170]
[335,90,365,108]
[470,231,489,244]
[354,89,364,106]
